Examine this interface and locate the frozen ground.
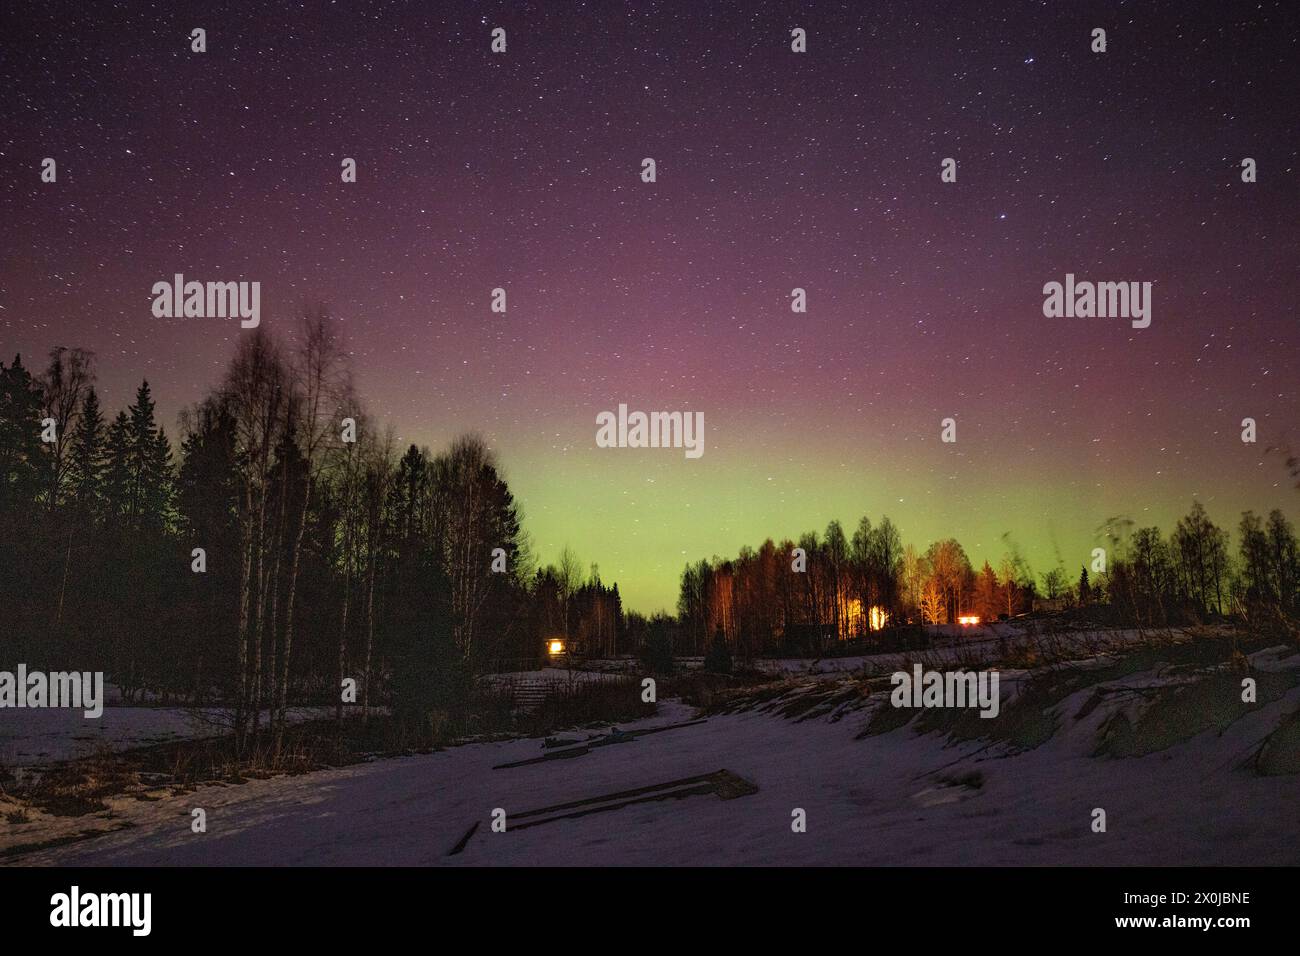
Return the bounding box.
[0,701,335,768]
[481,666,624,686]
[6,641,1300,866]
[753,624,1165,678]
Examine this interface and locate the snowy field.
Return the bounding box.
[6,640,1300,866]
[480,666,625,686]
[0,702,335,768]
[752,624,1177,678]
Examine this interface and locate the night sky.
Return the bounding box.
[3,1,1298,613]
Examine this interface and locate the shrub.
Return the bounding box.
[639,629,676,675]
[703,635,732,675]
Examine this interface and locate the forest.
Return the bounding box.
[0,313,624,750]
[677,502,1300,657]
[3,313,1299,749]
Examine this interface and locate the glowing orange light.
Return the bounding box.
[957,615,980,626]
[547,640,565,655]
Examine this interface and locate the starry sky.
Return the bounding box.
[3,0,1298,613]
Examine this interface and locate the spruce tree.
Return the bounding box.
[0,355,45,512]
[69,386,106,516]
[147,425,175,529]
[103,411,133,521]
[126,381,158,519]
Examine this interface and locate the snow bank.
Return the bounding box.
[0,704,333,768]
[8,650,1299,865]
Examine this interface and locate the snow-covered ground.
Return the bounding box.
[754,625,1182,678]
[0,703,334,768]
[481,666,625,686]
[7,641,1299,866]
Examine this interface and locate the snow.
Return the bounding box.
[755,625,1200,679]
[482,667,624,686]
[0,703,334,768]
[7,640,1299,866]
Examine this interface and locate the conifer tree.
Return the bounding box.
[69,386,106,516]
[0,355,45,512]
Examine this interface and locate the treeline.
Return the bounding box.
[0,317,628,749]
[677,518,908,657]
[678,502,1300,657]
[1107,503,1299,627]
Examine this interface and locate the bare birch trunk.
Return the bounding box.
[234,482,255,752]
[275,477,311,739]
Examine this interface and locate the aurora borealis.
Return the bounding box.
[3,0,1298,612]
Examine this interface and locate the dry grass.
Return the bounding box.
[3,675,660,819]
